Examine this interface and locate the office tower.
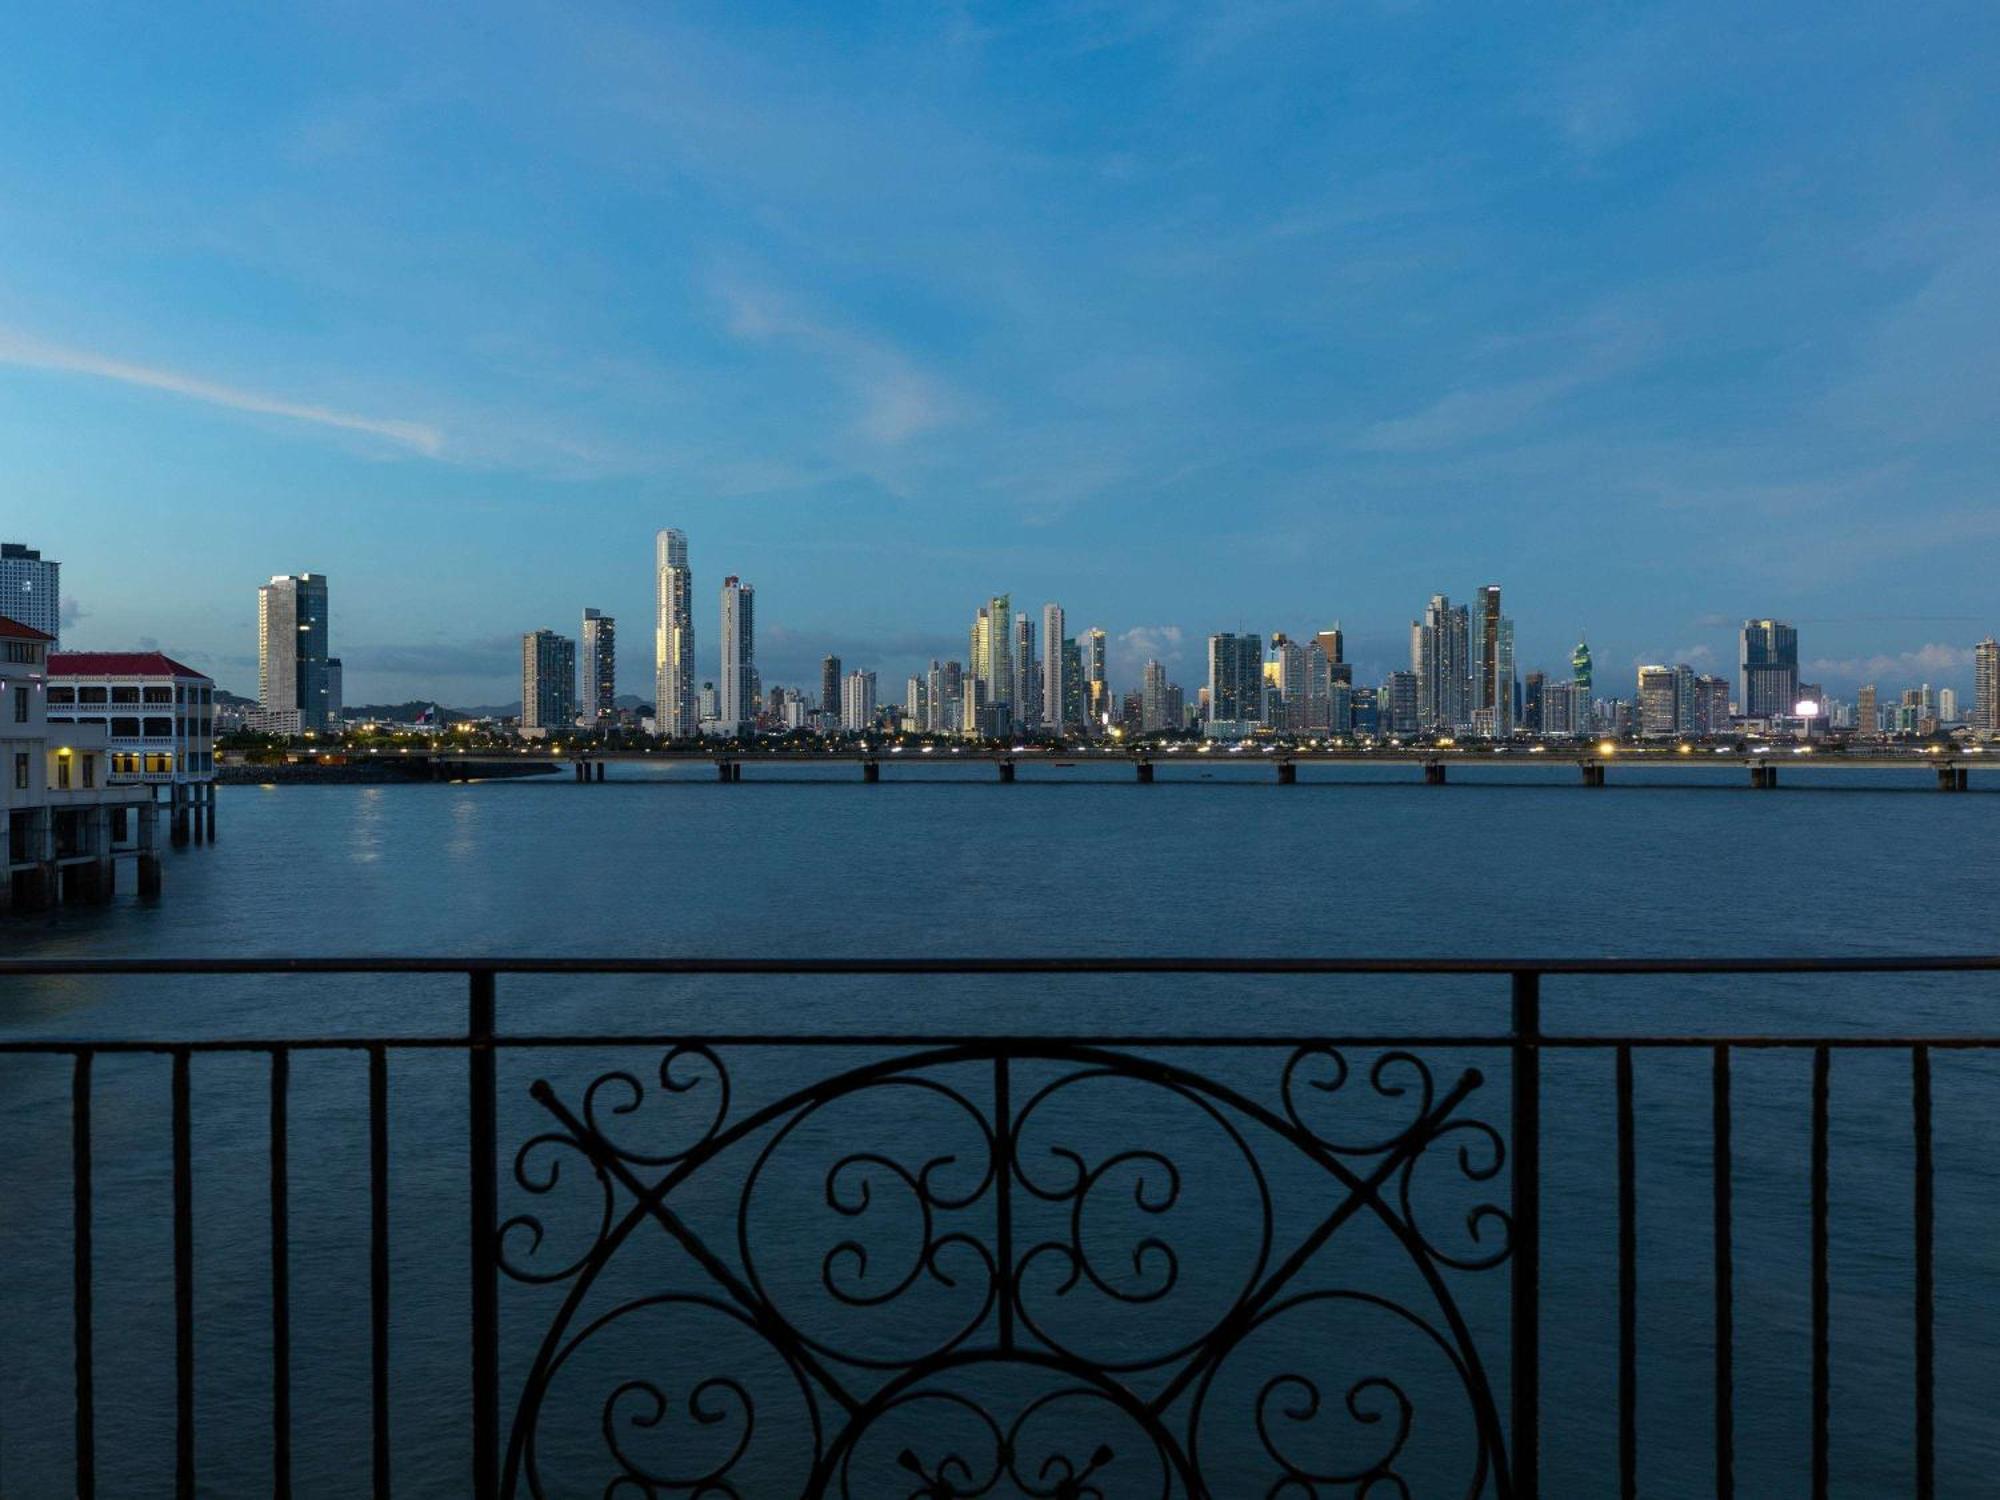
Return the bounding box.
[1739,619,1799,719]
[1939,688,1958,725]
[1974,640,1998,732]
[1695,675,1731,736]
[1572,637,1593,691]
[1141,659,1170,732]
[905,674,927,725]
[1041,604,1066,732]
[521,629,577,732]
[1315,625,1349,683]
[653,530,695,738]
[1205,633,1264,737]
[1387,671,1419,736]
[258,572,332,732]
[1523,672,1546,734]
[1349,684,1378,737]
[1673,664,1697,735]
[820,656,842,719]
[325,658,343,725]
[719,576,755,735]
[0,543,60,646]
[1856,683,1879,738]
[580,609,616,722]
[840,670,877,733]
[967,594,1014,720]
[1012,612,1039,731]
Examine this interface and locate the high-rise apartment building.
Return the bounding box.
[1694,675,1731,736]
[1040,604,1066,733]
[1205,633,1264,737]
[257,572,332,733]
[1470,586,1516,735]
[1082,628,1108,729]
[840,670,877,733]
[1855,683,1879,738]
[580,609,616,723]
[653,530,695,738]
[1739,619,1799,719]
[1012,612,1039,731]
[521,629,576,732]
[1974,640,1998,733]
[1,543,60,647]
[719,576,755,736]
[1636,666,1678,738]
[1413,595,1470,732]
[969,596,1014,727]
[1386,671,1419,736]
[1141,659,1172,733]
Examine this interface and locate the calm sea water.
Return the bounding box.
[3,763,1999,1497]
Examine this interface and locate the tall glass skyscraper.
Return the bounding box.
[580,609,616,722]
[1041,603,1066,732]
[257,572,331,731]
[1739,619,1799,719]
[654,530,695,738]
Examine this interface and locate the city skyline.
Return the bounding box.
[4,4,1995,705]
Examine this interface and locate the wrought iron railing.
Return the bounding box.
[1,955,1994,1498]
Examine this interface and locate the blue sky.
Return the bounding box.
[3,1,1995,705]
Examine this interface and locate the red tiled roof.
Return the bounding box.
[0,614,53,641]
[48,650,211,681]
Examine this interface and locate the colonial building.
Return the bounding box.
[47,650,218,842]
[3,617,159,910]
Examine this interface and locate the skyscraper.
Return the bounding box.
[1856,683,1879,738]
[258,572,332,732]
[521,629,577,732]
[821,656,843,720]
[1636,666,1678,738]
[0,543,60,646]
[1974,640,1998,733]
[1041,603,1066,732]
[653,530,695,738]
[1141,659,1171,732]
[970,595,1014,726]
[580,609,616,723]
[1269,634,1307,732]
[1082,628,1108,729]
[719,576,755,736]
[1572,637,1593,692]
[840,670,877,732]
[1012,611,1039,731]
[1414,595,1470,731]
[1470,586,1516,735]
[1695,675,1731,735]
[1739,619,1799,719]
[1206,633,1264,737]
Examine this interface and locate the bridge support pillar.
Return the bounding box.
[1277,762,1296,784]
[137,802,161,899]
[1938,765,1967,792]
[1136,761,1154,784]
[998,760,1016,783]
[1424,761,1447,786]
[169,782,190,846]
[1581,763,1606,787]
[863,761,880,783]
[596,762,605,782]
[716,761,733,782]
[1751,764,1778,789]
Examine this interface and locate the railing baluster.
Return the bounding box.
[370,1044,391,1499]
[1913,1046,1934,1500]
[172,1047,194,1500]
[271,1048,291,1499]
[1617,1044,1637,1500]
[469,970,498,1500]
[1510,969,1540,1500]
[1811,1045,1830,1500]
[72,1051,94,1500]
[1713,1044,1733,1500]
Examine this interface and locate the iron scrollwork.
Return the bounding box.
[499,1038,1515,1498]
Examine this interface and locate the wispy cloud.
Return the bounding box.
[715,279,961,447]
[0,328,444,456]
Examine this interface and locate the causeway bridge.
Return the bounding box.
[419,745,1990,791]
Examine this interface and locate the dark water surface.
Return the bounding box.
[4,763,1999,1497]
